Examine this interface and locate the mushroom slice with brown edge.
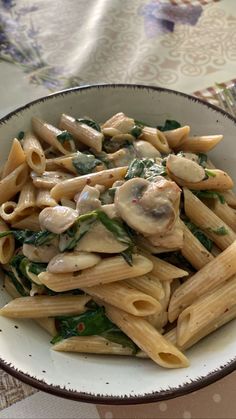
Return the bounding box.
[166,154,233,190]
[39,205,78,234]
[114,177,181,236]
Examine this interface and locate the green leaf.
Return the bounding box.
[3,269,28,296]
[10,255,32,289]
[76,118,101,132]
[125,158,166,181]
[56,131,74,144]
[24,230,56,246]
[184,220,213,252]
[205,169,216,178]
[120,247,133,266]
[208,226,228,236]
[17,131,24,141]
[0,231,13,239]
[125,159,146,180]
[96,211,133,247]
[28,262,47,275]
[157,120,181,132]
[72,152,101,175]
[130,125,143,138]
[198,153,208,167]
[192,190,225,204]
[134,119,148,127]
[59,212,98,251]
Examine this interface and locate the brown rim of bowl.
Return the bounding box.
[0,83,236,405]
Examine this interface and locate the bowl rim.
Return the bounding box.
[1,82,236,405]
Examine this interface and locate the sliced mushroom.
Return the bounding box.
[47,251,101,273]
[114,177,181,235]
[176,152,199,163]
[75,221,128,253]
[166,154,206,183]
[23,243,58,263]
[101,204,119,219]
[75,185,101,215]
[133,140,161,159]
[147,219,184,249]
[39,205,78,234]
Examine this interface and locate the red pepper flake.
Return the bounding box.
[132,198,138,203]
[86,178,91,184]
[77,322,85,332]
[224,308,229,313]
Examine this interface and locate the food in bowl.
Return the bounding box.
[0,109,235,371]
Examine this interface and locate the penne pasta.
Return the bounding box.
[50,166,128,200]
[140,127,170,154]
[125,275,165,301]
[0,218,14,264]
[184,188,236,250]
[32,117,76,155]
[168,240,236,322]
[46,155,78,174]
[23,132,46,174]
[59,114,103,153]
[177,276,236,348]
[164,126,190,149]
[220,190,236,209]
[178,135,223,152]
[105,304,189,368]
[52,335,139,356]
[204,199,236,232]
[140,250,189,281]
[102,112,134,133]
[11,212,41,231]
[0,163,28,205]
[0,201,17,222]
[14,180,36,216]
[2,138,26,178]
[82,282,162,316]
[181,221,214,270]
[39,255,153,292]
[0,295,91,318]
[167,168,233,191]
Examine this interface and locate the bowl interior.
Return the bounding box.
[0,85,236,403]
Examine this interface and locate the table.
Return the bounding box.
[0,0,236,417]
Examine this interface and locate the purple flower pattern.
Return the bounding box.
[139,1,203,37]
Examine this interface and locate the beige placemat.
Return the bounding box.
[0,369,36,410]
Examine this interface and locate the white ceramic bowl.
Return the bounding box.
[1,84,236,404]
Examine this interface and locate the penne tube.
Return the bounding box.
[46,155,77,174]
[14,181,36,216]
[181,221,214,270]
[184,188,236,250]
[0,201,17,222]
[39,255,153,292]
[32,117,76,155]
[59,114,103,153]
[102,112,134,133]
[160,280,171,311]
[0,294,91,318]
[52,336,139,356]
[50,166,128,200]
[0,163,28,205]
[164,126,190,149]
[0,218,14,264]
[147,310,168,331]
[12,212,41,231]
[168,240,236,322]
[31,170,73,190]
[125,275,165,301]
[204,199,236,232]
[167,168,233,191]
[82,282,162,317]
[23,132,46,174]
[177,276,236,347]
[105,304,189,368]
[4,275,20,299]
[2,138,26,178]
[178,135,223,152]
[140,127,170,154]
[140,250,189,281]
[36,189,57,208]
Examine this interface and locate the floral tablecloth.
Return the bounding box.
[0,0,236,417]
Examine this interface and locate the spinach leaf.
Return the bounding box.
[10,255,32,289]
[130,125,143,138]
[120,247,134,267]
[76,118,101,132]
[97,211,132,246]
[3,269,28,296]
[51,307,138,353]
[184,220,213,252]
[57,131,74,144]
[72,152,101,175]
[125,158,166,181]
[0,231,13,239]
[28,262,47,275]
[192,190,225,204]
[17,131,24,141]
[157,120,181,132]
[24,230,56,246]
[198,153,208,167]
[208,226,228,236]
[59,212,98,251]
[51,307,115,343]
[134,119,148,127]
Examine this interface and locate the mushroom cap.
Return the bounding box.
[166,154,206,183]
[114,177,180,235]
[39,205,78,234]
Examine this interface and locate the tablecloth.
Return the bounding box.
[0,0,236,417]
